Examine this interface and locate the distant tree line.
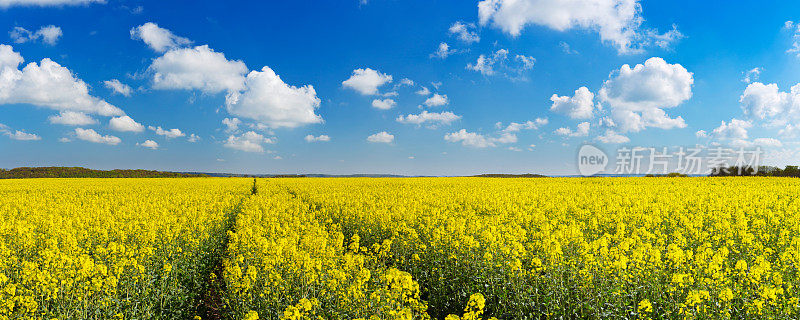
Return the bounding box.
[0,167,207,179]
[708,165,800,177]
[644,172,689,177]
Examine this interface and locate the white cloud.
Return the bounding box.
[695,130,707,138]
[342,68,392,95]
[130,22,192,53]
[467,49,534,78]
[550,86,595,119]
[423,93,448,107]
[416,86,431,96]
[515,54,535,71]
[710,118,751,140]
[5,129,40,141]
[148,125,184,138]
[150,45,247,93]
[0,0,103,8]
[432,42,455,59]
[445,129,494,148]
[449,21,480,43]
[109,115,144,132]
[103,79,132,96]
[477,0,679,53]
[753,138,782,147]
[742,67,761,84]
[222,117,241,132]
[225,66,322,128]
[224,131,274,152]
[467,49,507,76]
[0,44,124,116]
[371,98,396,110]
[187,133,200,142]
[305,134,330,142]
[399,78,414,86]
[739,82,800,122]
[48,111,97,126]
[137,139,159,149]
[787,21,800,58]
[599,57,692,132]
[560,41,578,54]
[74,128,121,145]
[396,110,461,127]
[555,121,590,137]
[500,118,548,132]
[596,129,630,143]
[10,25,62,45]
[366,131,394,143]
[444,129,516,148]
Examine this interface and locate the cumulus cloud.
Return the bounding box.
[752,138,782,147]
[109,115,144,132]
[10,25,62,45]
[498,118,548,132]
[342,68,392,95]
[137,139,159,149]
[224,131,274,152]
[366,131,394,143]
[305,134,330,142]
[550,86,595,119]
[103,79,132,96]
[139,23,321,129]
[371,98,396,110]
[710,118,751,140]
[449,21,480,43]
[4,129,40,141]
[222,117,241,132]
[477,0,680,53]
[396,110,461,127]
[596,129,629,143]
[739,82,800,123]
[555,122,590,137]
[423,93,448,107]
[742,67,761,84]
[698,116,784,148]
[467,49,535,79]
[0,44,124,116]
[150,45,247,93]
[48,111,97,126]
[432,42,456,59]
[416,86,431,96]
[444,129,516,148]
[599,57,692,132]
[74,128,120,145]
[0,0,103,8]
[130,22,192,53]
[225,66,322,128]
[148,125,184,138]
[187,133,200,142]
[467,49,507,76]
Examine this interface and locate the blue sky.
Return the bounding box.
[2,0,800,175]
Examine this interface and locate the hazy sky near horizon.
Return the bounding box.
[2,0,800,175]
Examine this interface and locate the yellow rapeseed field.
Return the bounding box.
[2,177,799,319]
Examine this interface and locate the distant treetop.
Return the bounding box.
[0,167,207,179]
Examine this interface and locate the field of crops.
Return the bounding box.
[1,177,799,319]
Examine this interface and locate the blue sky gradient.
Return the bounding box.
[2,0,800,175]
